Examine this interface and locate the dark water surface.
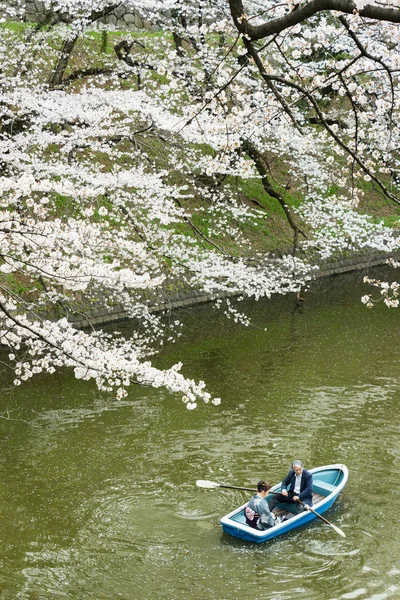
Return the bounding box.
[0,269,399,599]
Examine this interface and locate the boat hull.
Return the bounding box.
[220,464,348,543]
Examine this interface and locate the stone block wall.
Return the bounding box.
[1,1,153,30]
[69,251,400,328]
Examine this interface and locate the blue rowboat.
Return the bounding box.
[220,464,348,543]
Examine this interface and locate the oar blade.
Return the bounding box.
[304,503,346,538]
[196,479,220,489]
[330,523,346,538]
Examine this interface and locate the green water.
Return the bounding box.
[0,269,399,600]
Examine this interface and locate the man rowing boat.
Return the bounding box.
[267,460,313,514]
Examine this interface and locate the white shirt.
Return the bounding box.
[294,474,302,494]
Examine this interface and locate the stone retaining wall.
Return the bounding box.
[69,251,400,328]
[1,1,153,30]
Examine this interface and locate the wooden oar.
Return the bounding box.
[196,479,256,493]
[196,479,346,538]
[297,499,346,538]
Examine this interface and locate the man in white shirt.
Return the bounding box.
[267,460,313,515]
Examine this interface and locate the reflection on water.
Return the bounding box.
[0,268,400,599]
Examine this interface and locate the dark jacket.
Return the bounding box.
[281,468,313,506]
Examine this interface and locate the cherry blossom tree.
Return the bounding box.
[1,0,400,408]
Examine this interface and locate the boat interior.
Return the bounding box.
[230,477,337,526]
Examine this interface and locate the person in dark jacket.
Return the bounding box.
[267,460,313,515]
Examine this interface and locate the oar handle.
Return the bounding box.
[220,486,285,494]
[298,499,331,525]
[219,484,257,492]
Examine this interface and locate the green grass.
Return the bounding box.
[1,273,40,296]
[0,21,34,33]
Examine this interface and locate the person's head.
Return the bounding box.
[292,460,303,476]
[257,480,271,495]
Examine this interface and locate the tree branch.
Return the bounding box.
[266,72,400,205]
[238,37,400,207]
[229,0,400,41]
[241,138,307,253]
[339,15,395,131]
[48,3,121,88]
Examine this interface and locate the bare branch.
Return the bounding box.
[48,3,121,88]
[241,138,307,252]
[339,15,395,132]
[229,0,400,41]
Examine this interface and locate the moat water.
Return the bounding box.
[0,268,399,599]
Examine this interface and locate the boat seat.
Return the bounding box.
[312,479,336,497]
[230,510,247,525]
